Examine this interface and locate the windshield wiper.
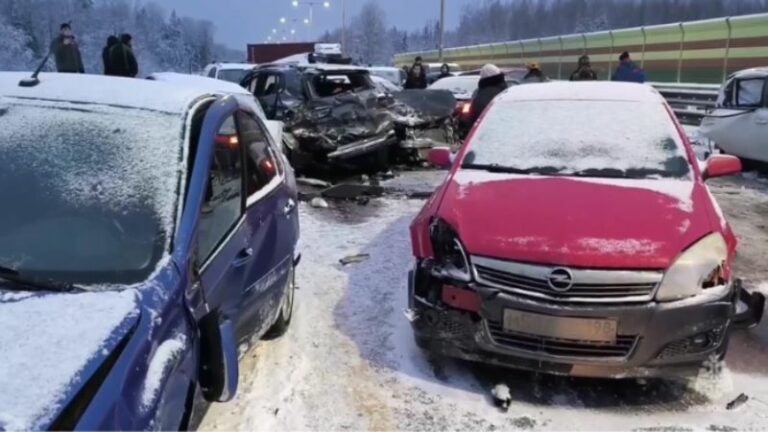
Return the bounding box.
[461,163,569,176]
[0,265,83,293]
[461,163,536,175]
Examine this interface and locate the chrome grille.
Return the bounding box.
[487,321,637,358]
[472,256,662,303]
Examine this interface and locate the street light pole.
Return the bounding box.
[341,0,347,54]
[439,0,445,62]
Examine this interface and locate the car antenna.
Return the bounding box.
[19,52,52,88]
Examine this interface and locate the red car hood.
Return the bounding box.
[437,171,716,270]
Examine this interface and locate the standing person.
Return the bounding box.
[569,55,598,81]
[102,35,119,75]
[521,62,548,83]
[109,33,139,78]
[612,51,646,83]
[433,63,452,83]
[404,56,427,89]
[468,64,508,126]
[50,23,85,74]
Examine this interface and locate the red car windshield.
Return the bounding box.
[464,100,692,179]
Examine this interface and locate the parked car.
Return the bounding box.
[459,67,529,84]
[429,75,480,135]
[409,81,753,379]
[203,62,258,84]
[371,74,403,94]
[701,67,768,163]
[0,72,299,430]
[368,66,406,86]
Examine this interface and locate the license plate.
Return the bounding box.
[503,310,617,344]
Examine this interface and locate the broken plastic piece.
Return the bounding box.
[726,393,749,410]
[339,253,370,266]
[491,383,512,412]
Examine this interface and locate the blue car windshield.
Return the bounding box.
[0,99,184,287]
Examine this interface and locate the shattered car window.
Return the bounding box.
[0,99,184,286]
[311,72,374,98]
[468,100,691,179]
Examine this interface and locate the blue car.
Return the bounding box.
[0,72,300,430]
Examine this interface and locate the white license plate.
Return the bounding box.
[503,310,617,344]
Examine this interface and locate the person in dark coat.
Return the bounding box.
[102,36,119,75]
[469,64,508,126]
[109,33,139,78]
[404,56,428,89]
[570,55,598,81]
[50,23,85,73]
[432,63,452,84]
[612,51,646,83]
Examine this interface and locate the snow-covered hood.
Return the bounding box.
[437,171,716,269]
[0,289,140,430]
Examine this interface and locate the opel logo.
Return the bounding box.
[547,268,574,292]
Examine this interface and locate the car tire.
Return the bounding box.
[264,264,296,339]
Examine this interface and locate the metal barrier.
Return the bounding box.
[651,82,720,126]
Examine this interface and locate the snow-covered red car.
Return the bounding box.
[409,81,747,379]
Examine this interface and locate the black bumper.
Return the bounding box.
[408,267,735,379]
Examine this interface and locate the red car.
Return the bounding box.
[409,81,749,378]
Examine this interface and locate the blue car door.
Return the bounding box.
[233,111,294,338]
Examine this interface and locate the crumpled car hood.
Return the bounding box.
[0,289,140,431]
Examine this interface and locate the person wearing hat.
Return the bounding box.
[522,61,548,83]
[570,55,598,81]
[50,23,85,73]
[612,51,646,83]
[468,64,508,126]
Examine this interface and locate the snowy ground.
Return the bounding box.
[200,167,768,431]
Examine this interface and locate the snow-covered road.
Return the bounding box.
[201,170,768,431]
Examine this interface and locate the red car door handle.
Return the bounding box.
[233,247,254,267]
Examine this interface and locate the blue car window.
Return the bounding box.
[197,115,244,261]
[236,112,280,198]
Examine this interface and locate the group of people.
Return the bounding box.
[569,51,646,83]
[50,23,138,77]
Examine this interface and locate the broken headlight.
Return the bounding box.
[430,218,471,282]
[656,233,729,302]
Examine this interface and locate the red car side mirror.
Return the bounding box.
[427,147,453,169]
[703,155,742,180]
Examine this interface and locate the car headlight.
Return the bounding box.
[429,218,471,282]
[656,233,728,302]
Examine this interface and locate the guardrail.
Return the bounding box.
[651,82,720,126]
[395,13,768,85]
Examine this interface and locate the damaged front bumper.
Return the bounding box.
[326,130,398,160]
[408,263,735,379]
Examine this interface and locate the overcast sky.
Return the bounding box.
[156,0,475,48]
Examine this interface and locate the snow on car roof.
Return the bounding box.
[497,81,665,103]
[0,72,213,114]
[149,72,251,96]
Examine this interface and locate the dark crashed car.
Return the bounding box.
[241,64,457,173]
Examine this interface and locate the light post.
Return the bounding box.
[291,0,331,40]
[438,0,445,62]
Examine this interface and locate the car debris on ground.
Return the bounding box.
[339,253,370,266]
